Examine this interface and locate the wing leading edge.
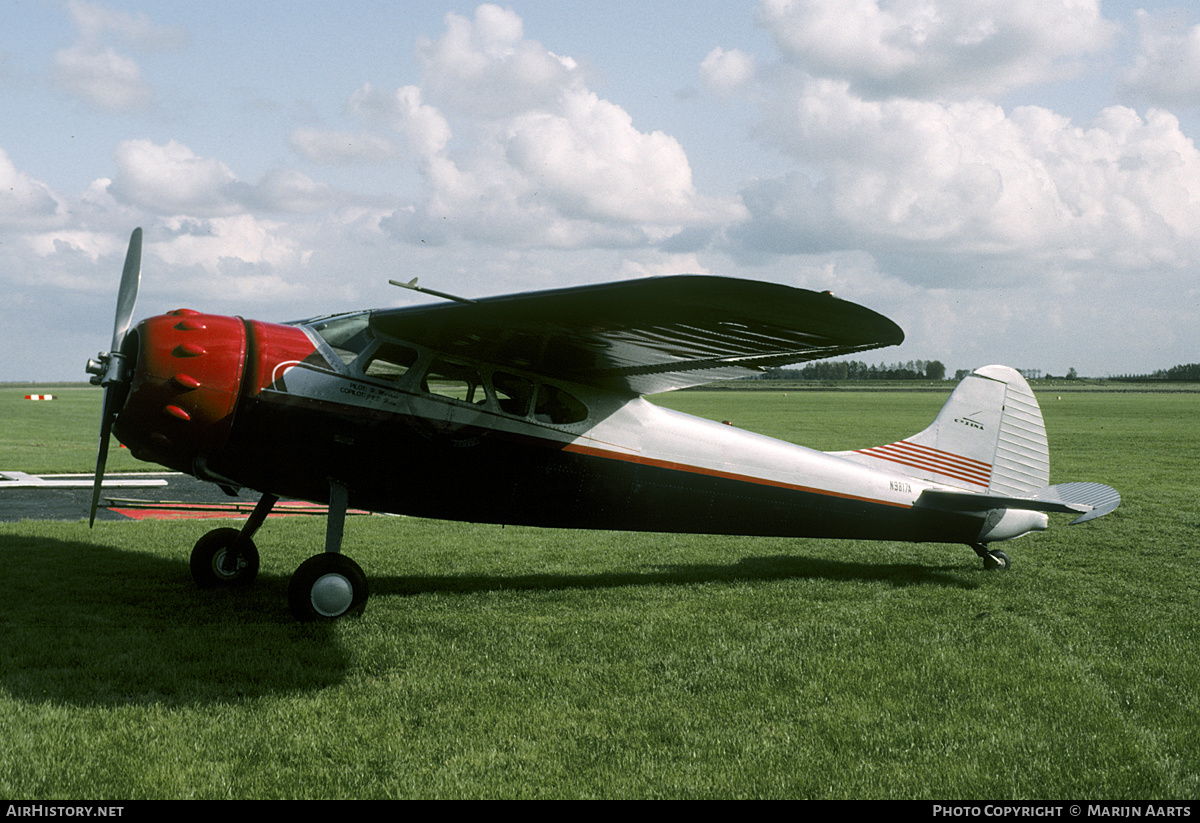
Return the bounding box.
[369,275,903,395]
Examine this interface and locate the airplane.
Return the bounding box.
[85,228,1120,621]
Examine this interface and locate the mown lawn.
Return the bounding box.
[0,386,1195,798]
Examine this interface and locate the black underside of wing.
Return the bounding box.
[369,275,904,395]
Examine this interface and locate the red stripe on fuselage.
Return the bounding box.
[562,441,909,509]
[854,440,991,488]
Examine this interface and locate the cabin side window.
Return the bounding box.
[423,358,485,404]
[396,352,588,424]
[362,342,419,383]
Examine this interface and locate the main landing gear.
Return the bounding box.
[970,542,1011,571]
[188,482,369,620]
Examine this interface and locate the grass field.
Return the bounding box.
[0,384,1196,798]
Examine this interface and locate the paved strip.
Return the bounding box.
[108,499,366,521]
[2,473,269,522]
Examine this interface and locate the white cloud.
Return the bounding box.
[290,128,401,165]
[153,215,309,287]
[0,147,63,228]
[64,0,187,51]
[295,5,745,249]
[738,77,1200,277]
[758,0,1117,97]
[1122,9,1200,107]
[414,4,579,119]
[26,230,123,263]
[503,88,731,226]
[108,139,342,216]
[700,47,756,99]
[347,84,453,158]
[52,43,152,111]
[249,168,341,214]
[51,1,185,112]
[108,139,243,216]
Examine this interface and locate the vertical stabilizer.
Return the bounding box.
[834,366,1049,495]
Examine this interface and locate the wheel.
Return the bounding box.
[983,549,1011,571]
[190,527,260,587]
[288,554,369,621]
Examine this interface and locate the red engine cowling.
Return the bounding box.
[113,310,316,473]
[113,310,248,472]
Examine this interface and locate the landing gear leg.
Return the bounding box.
[287,481,369,621]
[970,542,1011,571]
[189,493,277,587]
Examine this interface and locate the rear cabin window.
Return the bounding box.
[534,384,588,425]
[492,372,535,417]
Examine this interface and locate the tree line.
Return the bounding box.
[762,360,946,381]
[1109,363,1200,382]
[760,360,1200,382]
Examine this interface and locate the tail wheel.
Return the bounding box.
[191,527,260,587]
[288,554,369,621]
[984,549,1011,571]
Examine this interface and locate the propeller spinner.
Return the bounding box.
[84,227,143,526]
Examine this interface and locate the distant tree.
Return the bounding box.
[955,369,970,381]
[1067,367,1078,380]
[1166,363,1200,380]
[924,360,946,380]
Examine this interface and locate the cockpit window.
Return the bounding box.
[310,314,372,365]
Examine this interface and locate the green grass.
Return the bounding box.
[0,385,1196,798]
[0,385,143,474]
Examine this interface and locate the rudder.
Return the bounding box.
[835,365,1049,494]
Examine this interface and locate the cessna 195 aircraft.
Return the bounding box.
[86,229,1120,621]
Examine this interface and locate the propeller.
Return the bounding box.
[84,228,143,526]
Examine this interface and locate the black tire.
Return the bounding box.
[984,549,1011,571]
[190,527,260,587]
[288,554,369,621]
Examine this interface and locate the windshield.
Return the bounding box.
[308,313,372,365]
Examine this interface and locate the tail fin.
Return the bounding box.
[836,365,1048,495]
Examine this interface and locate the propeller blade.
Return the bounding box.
[89,227,143,526]
[88,386,120,527]
[111,227,142,352]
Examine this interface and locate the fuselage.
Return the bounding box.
[111,309,988,545]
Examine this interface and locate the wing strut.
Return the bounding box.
[388,278,476,305]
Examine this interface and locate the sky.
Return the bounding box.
[2,0,1199,382]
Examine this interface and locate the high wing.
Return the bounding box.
[369,275,903,395]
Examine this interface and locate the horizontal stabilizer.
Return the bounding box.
[1034,482,1122,524]
[916,481,1120,525]
[916,489,1087,515]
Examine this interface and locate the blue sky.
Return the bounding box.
[2,1,1198,381]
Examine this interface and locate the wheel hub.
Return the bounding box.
[310,572,354,617]
[213,548,242,578]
